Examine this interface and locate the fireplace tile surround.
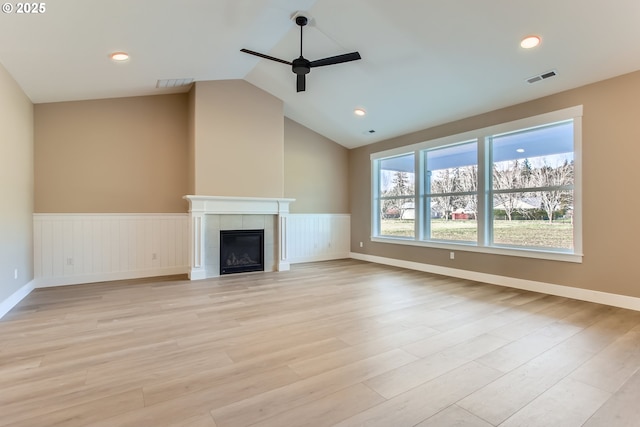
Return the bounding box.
[205,214,275,276]
[183,195,295,280]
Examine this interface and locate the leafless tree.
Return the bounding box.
[531,159,574,222]
[493,160,526,221]
[430,169,457,220]
[458,165,478,218]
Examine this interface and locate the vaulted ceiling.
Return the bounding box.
[1,0,639,148]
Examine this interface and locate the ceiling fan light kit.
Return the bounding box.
[240,15,361,92]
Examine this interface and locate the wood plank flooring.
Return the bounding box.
[1,259,639,426]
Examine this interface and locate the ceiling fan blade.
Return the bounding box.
[297,74,306,92]
[309,52,361,68]
[240,49,292,65]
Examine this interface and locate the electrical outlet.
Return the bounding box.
[359,241,363,248]
[450,251,455,260]
[14,269,18,279]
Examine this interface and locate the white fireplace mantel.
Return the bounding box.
[183,195,295,280]
[184,195,295,216]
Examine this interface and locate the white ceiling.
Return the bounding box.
[1,0,640,149]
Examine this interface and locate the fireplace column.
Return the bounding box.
[188,209,206,280]
[183,196,295,280]
[278,213,290,272]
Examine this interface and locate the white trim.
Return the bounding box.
[288,213,352,219]
[290,253,351,264]
[33,266,189,288]
[370,105,583,261]
[370,105,584,160]
[183,195,295,215]
[183,195,295,278]
[188,269,207,281]
[0,280,35,319]
[370,236,582,263]
[33,213,190,218]
[349,252,640,312]
[572,114,584,255]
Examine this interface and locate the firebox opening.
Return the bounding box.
[220,229,264,275]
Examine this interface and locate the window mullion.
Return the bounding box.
[423,152,431,240]
[492,185,574,194]
[425,190,478,198]
[477,136,489,247]
[415,150,423,240]
[372,159,380,236]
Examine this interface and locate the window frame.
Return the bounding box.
[370,106,583,263]
[373,153,417,239]
[423,139,479,243]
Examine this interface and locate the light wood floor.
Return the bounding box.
[2,259,639,427]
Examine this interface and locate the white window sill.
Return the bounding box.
[370,236,583,263]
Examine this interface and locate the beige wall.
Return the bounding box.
[284,118,349,213]
[350,70,640,299]
[192,80,284,198]
[0,62,34,303]
[35,94,189,213]
[33,81,349,216]
[187,87,196,195]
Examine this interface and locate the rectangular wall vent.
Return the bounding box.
[526,70,557,84]
[156,78,194,88]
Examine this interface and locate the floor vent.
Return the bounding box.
[156,78,194,88]
[526,70,557,84]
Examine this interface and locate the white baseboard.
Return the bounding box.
[350,252,640,312]
[0,280,35,319]
[289,252,351,265]
[33,267,189,288]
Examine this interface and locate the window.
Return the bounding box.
[425,141,478,242]
[374,153,415,238]
[491,121,574,250]
[371,106,582,262]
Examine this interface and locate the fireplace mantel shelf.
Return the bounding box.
[183,195,295,215]
[183,195,295,280]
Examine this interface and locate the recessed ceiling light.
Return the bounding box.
[516,148,525,153]
[110,52,129,61]
[354,108,366,117]
[520,36,541,49]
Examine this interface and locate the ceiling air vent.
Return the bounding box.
[156,78,194,88]
[526,70,557,84]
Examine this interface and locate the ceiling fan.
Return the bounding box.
[241,15,361,92]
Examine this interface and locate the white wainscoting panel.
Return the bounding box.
[287,214,351,263]
[33,214,189,287]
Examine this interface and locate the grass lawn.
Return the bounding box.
[380,219,573,249]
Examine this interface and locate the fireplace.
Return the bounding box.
[183,196,294,280]
[220,229,264,275]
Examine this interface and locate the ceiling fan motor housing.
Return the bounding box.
[292,57,311,75]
